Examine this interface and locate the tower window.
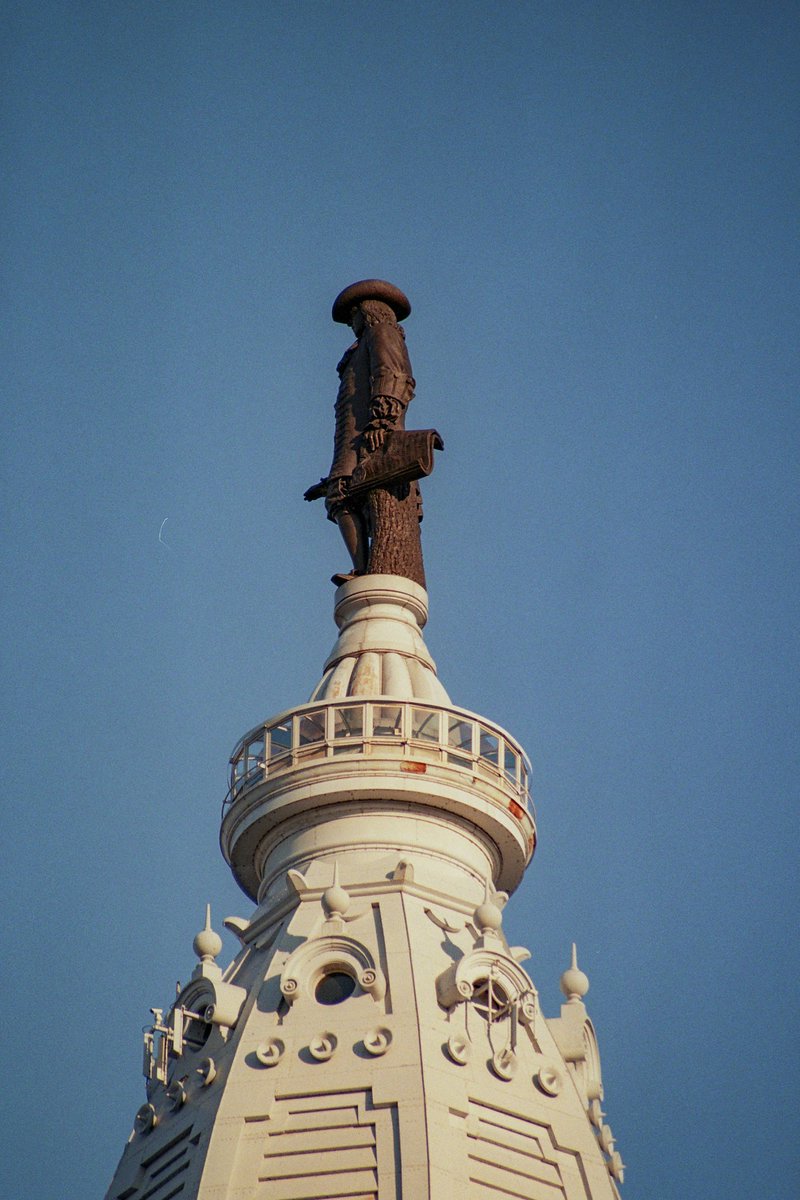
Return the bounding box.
[268,721,292,760]
[333,705,364,739]
[315,971,357,1005]
[411,706,440,741]
[183,1014,213,1048]
[373,705,403,737]
[471,977,512,1023]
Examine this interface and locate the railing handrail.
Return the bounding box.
[229,697,530,766]
[222,697,532,820]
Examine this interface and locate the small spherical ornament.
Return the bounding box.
[193,903,223,961]
[560,942,590,999]
[560,963,590,999]
[473,899,503,934]
[322,883,350,918]
[193,924,223,962]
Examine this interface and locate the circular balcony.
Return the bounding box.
[220,699,536,900]
[225,699,532,814]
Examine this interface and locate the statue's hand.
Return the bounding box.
[304,478,328,502]
[363,426,386,453]
[364,396,403,453]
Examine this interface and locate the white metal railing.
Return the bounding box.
[223,699,531,815]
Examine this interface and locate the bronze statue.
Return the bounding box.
[305,280,442,588]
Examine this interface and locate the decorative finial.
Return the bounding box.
[193,903,223,964]
[560,942,590,1001]
[473,878,503,936]
[322,861,351,919]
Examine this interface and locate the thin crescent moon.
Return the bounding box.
[159,518,169,545]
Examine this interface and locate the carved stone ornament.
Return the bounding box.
[177,975,247,1032]
[490,1047,518,1081]
[134,1103,158,1135]
[547,1005,604,1103]
[362,1026,392,1056]
[255,1038,285,1068]
[598,1123,615,1154]
[437,947,538,1027]
[536,1063,564,1097]
[445,1032,471,1065]
[166,1078,188,1110]
[588,1098,606,1128]
[280,934,385,1005]
[308,1032,337,1062]
[196,1056,217,1085]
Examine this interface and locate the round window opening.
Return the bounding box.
[472,977,512,1023]
[315,971,356,1005]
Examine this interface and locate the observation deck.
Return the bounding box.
[225,698,532,813]
[219,575,537,903]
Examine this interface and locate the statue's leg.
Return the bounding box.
[336,507,369,573]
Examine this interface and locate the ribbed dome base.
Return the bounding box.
[309,575,450,704]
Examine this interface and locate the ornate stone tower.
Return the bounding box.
[104,282,624,1200]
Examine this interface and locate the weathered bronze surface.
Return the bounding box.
[305,280,442,587]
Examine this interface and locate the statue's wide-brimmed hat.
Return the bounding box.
[332,279,411,324]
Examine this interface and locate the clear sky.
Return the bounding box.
[2,3,798,1197]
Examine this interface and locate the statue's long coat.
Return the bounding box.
[328,320,415,485]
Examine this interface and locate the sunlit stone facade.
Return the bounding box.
[104,575,623,1199]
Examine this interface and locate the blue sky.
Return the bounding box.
[2,3,798,1197]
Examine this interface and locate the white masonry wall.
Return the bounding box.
[104,577,623,1200]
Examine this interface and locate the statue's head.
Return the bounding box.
[355,300,398,332]
[332,279,411,325]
